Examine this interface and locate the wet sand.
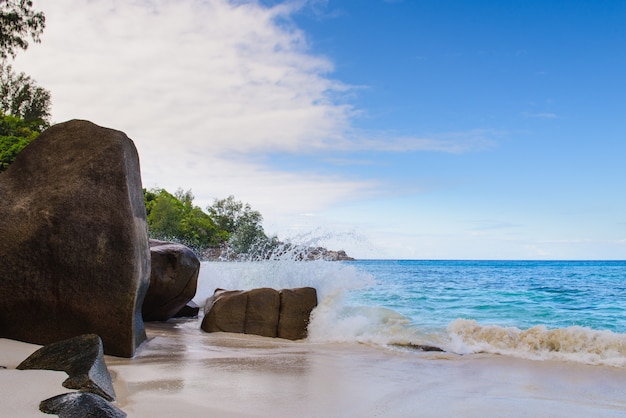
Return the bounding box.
[3,322,626,417]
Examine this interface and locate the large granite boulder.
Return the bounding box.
[201,287,317,340]
[143,239,200,321]
[0,120,150,357]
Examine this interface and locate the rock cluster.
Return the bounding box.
[16,334,126,417]
[201,287,318,340]
[0,120,150,357]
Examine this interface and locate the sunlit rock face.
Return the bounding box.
[201,287,317,340]
[0,120,150,357]
[143,239,200,322]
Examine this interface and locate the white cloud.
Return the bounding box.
[344,129,498,153]
[10,0,495,250]
[18,0,352,153]
[12,0,368,216]
[523,112,558,119]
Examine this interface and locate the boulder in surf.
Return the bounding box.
[201,287,317,340]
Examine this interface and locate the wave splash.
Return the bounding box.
[195,256,442,348]
[447,319,626,367]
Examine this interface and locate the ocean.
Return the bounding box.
[195,258,626,368]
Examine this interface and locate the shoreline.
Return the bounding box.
[3,321,626,417]
[10,321,626,417]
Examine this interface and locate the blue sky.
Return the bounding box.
[13,0,626,259]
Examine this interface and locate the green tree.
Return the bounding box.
[0,62,50,128]
[0,111,39,171]
[0,0,46,60]
[144,189,276,257]
[146,189,182,239]
[207,195,272,255]
[144,188,222,250]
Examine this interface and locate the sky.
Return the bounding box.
[11,0,626,259]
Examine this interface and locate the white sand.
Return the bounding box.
[0,339,72,418]
[3,322,626,417]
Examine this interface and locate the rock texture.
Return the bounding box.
[278,287,318,340]
[244,288,280,337]
[143,239,200,321]
[202,289,247,334]
[0,120,150,357]
[201,287,317,340]
[17,334,116,401]
[40,392,127,418]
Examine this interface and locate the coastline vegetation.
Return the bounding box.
[144,188,280,258]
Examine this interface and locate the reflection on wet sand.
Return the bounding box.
[103,321,626,417]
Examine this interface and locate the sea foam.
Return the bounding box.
[447,318,626,367]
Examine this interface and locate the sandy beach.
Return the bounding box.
[3,321,625,418]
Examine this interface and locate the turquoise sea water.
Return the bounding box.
[197,259,626,367]
[348,260,626,334]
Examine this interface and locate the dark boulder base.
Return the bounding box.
[0,120,150,357]
[143,239,200,321]
[17,334,116,401]
[40,392,127,418]
[201,287,318,340]
[172,301,201,318]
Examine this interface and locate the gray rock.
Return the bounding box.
[142,239,200,321]
[40,392,126,418]
[0,120,150,357]
[17,334,116,401]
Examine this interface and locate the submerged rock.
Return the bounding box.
[143,239,200,321]
[201,287,318,340]
[40,392,126,418]
[0,120,150,357]
[17,334,116,401]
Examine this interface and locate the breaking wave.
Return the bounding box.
[447,319,626,367]
[192,256,626,368]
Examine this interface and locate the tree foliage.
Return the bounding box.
[0,111,39,171]
[0,2,50,168]
[144,188,223,251]
[0,0,45,59]
[144,189,277,257]
[207,195,276,255]
[0,62,50,128]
